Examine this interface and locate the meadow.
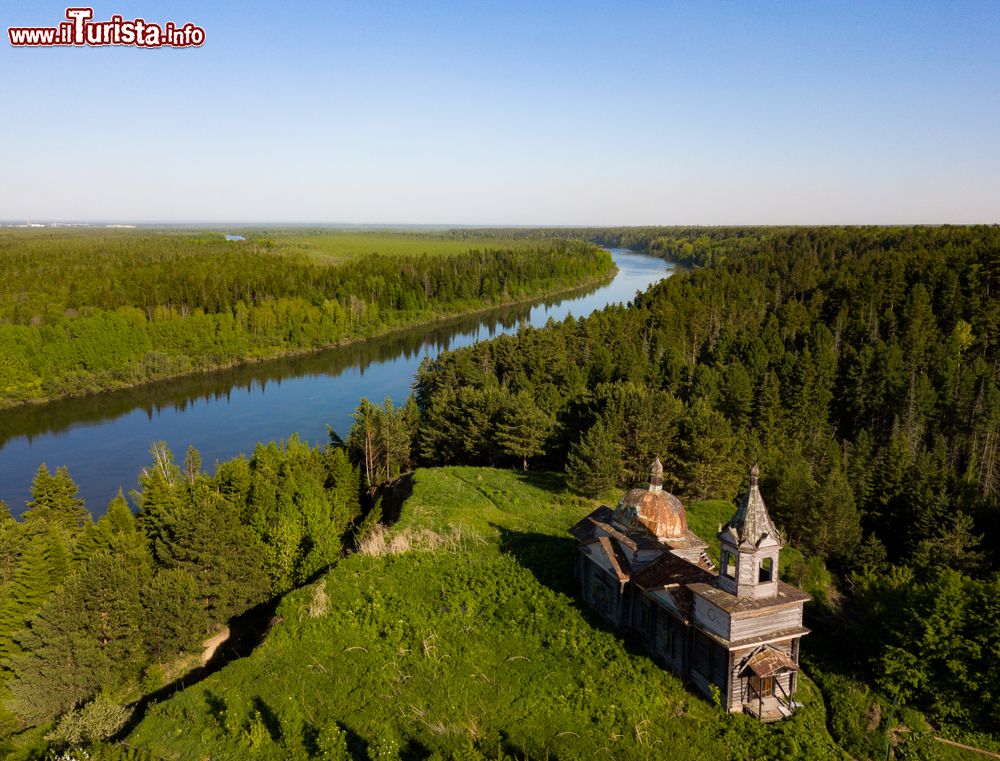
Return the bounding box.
[125,467,872,760]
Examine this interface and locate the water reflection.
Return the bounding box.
[0,250,675,514]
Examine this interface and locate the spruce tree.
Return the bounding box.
[0,523,70,661]
[22,464,89,541]
[7,552,147,726]
[566,421,624,497]
[677,398,742,500]
[143,568,206,661]
[496,390,553,470]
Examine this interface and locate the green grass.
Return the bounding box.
[0,227,564,271]
[262,231,558,265]
[126,467,845,760]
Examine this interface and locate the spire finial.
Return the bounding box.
[750,461,760,485]
[649,457,663,492]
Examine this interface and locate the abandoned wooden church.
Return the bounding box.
[570,460,810,722]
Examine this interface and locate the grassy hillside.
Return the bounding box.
[126,467,842,760]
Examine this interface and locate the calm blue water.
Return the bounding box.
[0,250,675,515]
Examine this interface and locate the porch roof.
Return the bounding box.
[742,645,799,678]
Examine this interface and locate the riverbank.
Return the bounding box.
[0,249,669,514]
[0,246,616,411]
[0,270,616,412]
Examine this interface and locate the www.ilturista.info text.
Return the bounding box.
[8,8,205,48]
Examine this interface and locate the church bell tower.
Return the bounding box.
[717,464,782,599]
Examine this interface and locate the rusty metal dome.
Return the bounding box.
[612,459,690,540]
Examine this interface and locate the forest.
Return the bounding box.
[0,438,367,757]
[0,229,614,408]
[406,224,1000,738]
[0,225,997,759]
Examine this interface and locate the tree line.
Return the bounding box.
[0,231,614,407]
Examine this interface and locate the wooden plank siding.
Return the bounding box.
[730,606,803,642]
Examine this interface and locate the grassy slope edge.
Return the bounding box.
[126,467,841,760]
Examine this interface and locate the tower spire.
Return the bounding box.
[716,463,782,599]
[648,457,663,493]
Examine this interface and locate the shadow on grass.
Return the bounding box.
[494,524,722,712]
[493,524,577,596]
[113,594,283,742]
[493,525,651,651]
[508,468,569,496]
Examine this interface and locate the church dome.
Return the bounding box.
[612,458,690,540]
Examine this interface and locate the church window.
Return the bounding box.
[723,552,736,579]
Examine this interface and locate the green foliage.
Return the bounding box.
[22,465,90,541]
[315,721,350,760]
[141,569,205,660]
[494,390,553,470]
[0,230,614,407]
[241,437,360,593]
[851,564,1000,732]
[46,695,133,748]
[565,420,623,496]
[676,397,742,499]
[347,397,417,488]
[0,468,91,664]
[127,467,842,759]
[0,437,364,737]
[8,552,148,724]
[353,500,383,546]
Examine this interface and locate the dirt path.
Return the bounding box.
[201,627,230,666]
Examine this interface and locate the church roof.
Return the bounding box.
[632,552,715,621]
[632,550,715,590]
[720,463,782,548]
[569,506,663,551]
[613,459,692,540]
[688,580,810,614]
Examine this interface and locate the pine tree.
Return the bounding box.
[323,447,361,528]
[133,442,184,544]
[0,523,70,661]
[677,398,742,500]
[143,568,206,661]
[0,501,21,588]
[75,490,151,568]
[348,398,382,489]
[810,461,863,563]
[22,464,89,541]
[496,390,553,470]
[147,486,268,624]
[7,552,147,726]
[566,421,624,497]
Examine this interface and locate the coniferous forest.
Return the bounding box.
[411,225,1000,736]
[0,230,613,408]
[0,225,998,759]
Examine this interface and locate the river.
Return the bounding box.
[0,249,676,515]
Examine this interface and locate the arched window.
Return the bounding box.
[758,556,774,583]
[723,551,737,579]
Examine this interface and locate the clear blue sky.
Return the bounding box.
[2,1,998,224]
